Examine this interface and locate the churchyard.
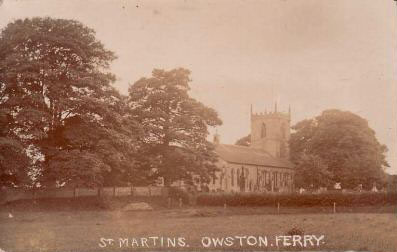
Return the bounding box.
[0,197,396,252]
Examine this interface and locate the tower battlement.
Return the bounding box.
[251,111,290,120]
[250,103,291,159]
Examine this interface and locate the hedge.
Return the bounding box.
[168,186,191,204]
[196,192,397,207]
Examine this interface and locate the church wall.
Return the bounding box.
[252,139,281,159]
[250,113,290,159]
[251,117,284,142]
[208,161,294,193]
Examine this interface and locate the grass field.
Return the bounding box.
[0,198,396,252]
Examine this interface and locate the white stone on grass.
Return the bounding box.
[122,202,153,211]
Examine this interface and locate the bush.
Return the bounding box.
[196,192,397,207]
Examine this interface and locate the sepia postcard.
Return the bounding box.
[0,0,396,252]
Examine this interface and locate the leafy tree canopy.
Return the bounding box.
[128,68,222,185]
[290,109,389,189]
[0,17,140,187]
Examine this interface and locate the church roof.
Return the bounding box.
[215,144,294,169]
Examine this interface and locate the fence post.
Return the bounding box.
[277,202,280,214]
[333,202,336,214]
[113,186,116,197]
[224,203,227,209]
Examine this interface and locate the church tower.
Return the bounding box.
[250,103,291,159]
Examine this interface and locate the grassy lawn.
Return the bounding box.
[0,199,396,252]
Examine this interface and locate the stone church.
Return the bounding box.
[208,104,295,193]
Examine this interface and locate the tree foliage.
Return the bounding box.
[235,134,251,146]
[128,68,222,185]
[293,153,332,189]
[290,109,389,189]
[0,109,30,186]
[0,17,140,187]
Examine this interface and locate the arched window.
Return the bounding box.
[239,166,246,192]
[261,123,267,138]
[231,168,235,186]
[264,171,268,184]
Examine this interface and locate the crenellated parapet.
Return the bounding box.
[250,102,291,159]
[251,111,290,120]
[250,103,291,121]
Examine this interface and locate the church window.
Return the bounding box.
[271,172,275,188]
[279,173,282,186]
[261,123,267,138]
[280,173,283,186]
[231,168,235,186]
[265,171,268,184]
[278,173,281,187]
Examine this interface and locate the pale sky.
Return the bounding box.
[1,0,396,174]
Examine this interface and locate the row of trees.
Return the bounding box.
[0,17,222,188]
[235,110,390,190]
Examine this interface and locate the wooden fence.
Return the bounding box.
[0,186,168,204]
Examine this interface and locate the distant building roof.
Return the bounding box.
[215,144,294,169]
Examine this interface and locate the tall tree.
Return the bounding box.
[128,68,222,186]
[0,17,140,187]
[290,109,389,189]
